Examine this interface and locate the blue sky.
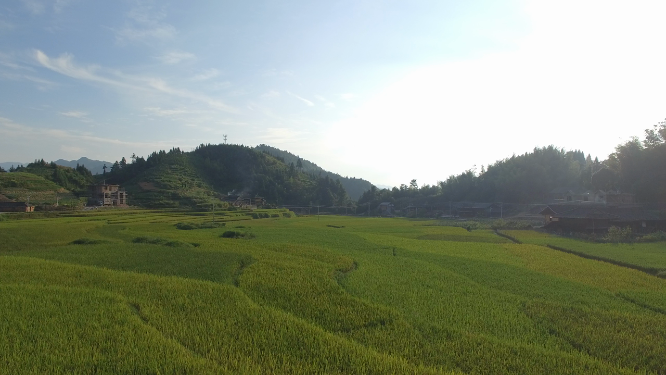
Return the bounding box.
[1,0,665,187]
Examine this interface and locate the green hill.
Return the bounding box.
[0,172,79,206]
[102,144,350,208]
[255,144,373,201]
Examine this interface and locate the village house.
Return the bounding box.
[540,203,666,233]
[451,202,501,218]
[0,202,35,212]
[377,202,394,216]
[88,183,128,207]
[548,188,635,205]
[223,193,265,209]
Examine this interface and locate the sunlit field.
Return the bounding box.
[1,210,665,374]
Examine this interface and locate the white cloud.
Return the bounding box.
[60,144,86,155]
[340,93,356,101]
[143,106,210,118]
[287,91,315,107]
[60,111,87,118]
[34,50,238,113]
[21,0,46,14]
[315,95,335,108]
[0,71,57,91]
[0,116,186,161]
[210,81,232,90]
[191,68,219,80]
[259,127,307,146]
[157,51,196,65]
[262,68,295,78]
[261,90,280,98]
[54,0,75,13]
[115,4,176,43]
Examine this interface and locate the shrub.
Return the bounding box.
[220,230,255,239]
[221,231,242,238]
[175,222,225,230]
[640,231,666,243]
[175,222,197,230]
[271,213,280,218]
[605,226,633,243]
[132,236,192,247]
[70,238,109,245]
[250,213,259,219]
[282,212,292,218]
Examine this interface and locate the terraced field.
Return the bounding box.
[507,230,666,276]
[1,211,665,374]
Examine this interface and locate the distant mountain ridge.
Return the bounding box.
[254,144,374,200]
[0,162,28,171]
[53,157,112,175]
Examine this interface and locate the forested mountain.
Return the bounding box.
[357,120,666,211]
[99,144,350,208]
[4,119,664,209]
[10,159,95,196]
[254,144,373,200]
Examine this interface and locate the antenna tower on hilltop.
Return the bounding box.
[223,135,227,144]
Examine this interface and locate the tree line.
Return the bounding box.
[358,119,666,211]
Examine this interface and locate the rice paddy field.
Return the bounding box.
[1,210,666,374]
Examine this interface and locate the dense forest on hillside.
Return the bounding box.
[358,120,666,210]
[99,144,350,208]
[8,159,94,196]
[254,144,372,201]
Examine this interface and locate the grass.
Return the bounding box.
[1,212,665,373]
[0,172,79,206]
[507,230,666,274]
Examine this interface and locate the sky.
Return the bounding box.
[1,0,665,188]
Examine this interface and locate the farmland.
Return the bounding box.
[1,210,666,374]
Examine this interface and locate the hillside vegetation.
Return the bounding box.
[103,144,350,208]
[358,121,666,211]
[0,171,79,206]
[255,144,373,200]
[1,212,665,373]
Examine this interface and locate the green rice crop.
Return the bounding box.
[507,230,666,273]
[0,212,663,374]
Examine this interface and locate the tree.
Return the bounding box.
[0,166,5,173]
[296,158,303,171]
[410,179,418,190]
[120,157,127,168]
[591,168,617,191]
[643,120,665,148]
[102,164,107,175]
